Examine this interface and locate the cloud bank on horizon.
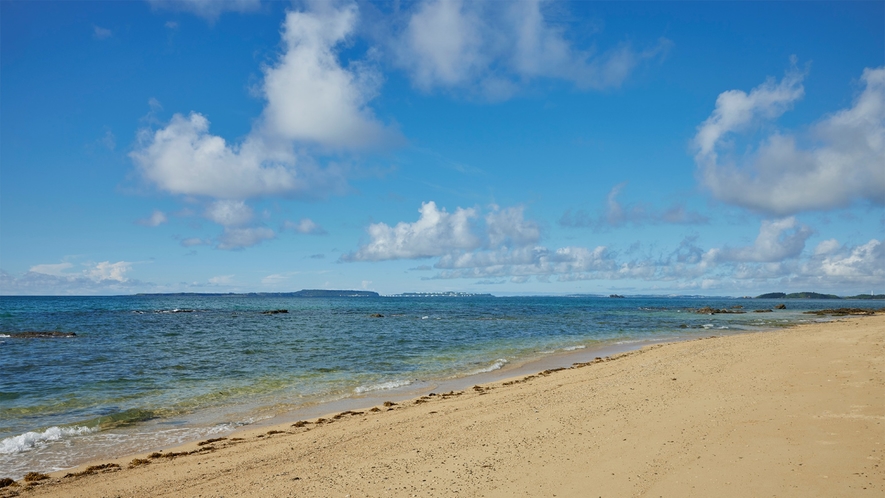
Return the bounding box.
[1,0,882,295]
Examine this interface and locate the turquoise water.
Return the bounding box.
[0,295,871,479]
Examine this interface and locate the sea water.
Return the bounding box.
[0,294,872,479]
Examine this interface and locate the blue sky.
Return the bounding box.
[1,0,883,296]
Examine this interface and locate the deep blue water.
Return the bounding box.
[0,294,876,479]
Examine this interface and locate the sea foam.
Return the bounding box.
[0,426,95,455]
[354,379,412,394]
[470,358,508,375]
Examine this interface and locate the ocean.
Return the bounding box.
[0,294,871,480]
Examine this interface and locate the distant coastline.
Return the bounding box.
[126,290,885,300]
[755,291,885,300]
[135,289,380,298]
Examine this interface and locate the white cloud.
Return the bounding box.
[394,0,670,99]
[695,63,885,215]
[204,200,253,227]
[343,201,481,261]
[138,209,168,227]
[0,269,144,296]
[344,201,549,262]
[29,262,74,276]
[341,202,882,292]
[808,239,883,282]
[131,113,301,199]
[85,261,133,282]
[714,217,813,263]
[814,238,840,256]
[283,218,327,235]
[485,205,541,248]
[25,261,134,284]
[217,226,275,250]
[147,0,261,22]
[260,4,397,149]
[132,3,394,204]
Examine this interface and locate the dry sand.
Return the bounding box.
[3,314,883,497]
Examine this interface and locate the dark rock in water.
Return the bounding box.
[804,308,876,316]
[775,304,786,309]
[693,306,744,315]
[261,309,289,315]
[754,309,773,313]
[5,331,77,338]
[609,294,625,298]
[370,313,384,318]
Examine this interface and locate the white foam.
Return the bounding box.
[0,334,10,338]
[470,358,508,375]
[563,345,586,351]
[0,426,95,455]
[702,323,714,329]
[354,379,412,394]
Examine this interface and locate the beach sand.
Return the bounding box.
[4,314,883,497]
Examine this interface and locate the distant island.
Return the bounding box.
[756,292,885,300]
[389,292,493,298]
[136,289,380,298]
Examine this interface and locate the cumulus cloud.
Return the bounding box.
[260,4,396,148]
[131,113,302,199]
[132,3,395,244]
[712,217,813,263]
[147,0,261,22]
[695,62,885,215]
[283,218,327,235]
[138,209,168,227]
[394,0,670,99]
[343,201,480,261]
[560,183,709,229]
[806,239,883,283]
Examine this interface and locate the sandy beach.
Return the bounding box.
[3,313,882,497]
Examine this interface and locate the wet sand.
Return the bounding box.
[4,314,883,497]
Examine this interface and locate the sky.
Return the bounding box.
[1,0,883,296]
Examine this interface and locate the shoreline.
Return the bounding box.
[2,327,695,480]
[4,313,882,497]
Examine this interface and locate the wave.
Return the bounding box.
[0,426,95,455]
[469,358,508,375]
[354,379,412,394]
[563,345,586,351]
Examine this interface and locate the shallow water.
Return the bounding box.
[0,294,874,479]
